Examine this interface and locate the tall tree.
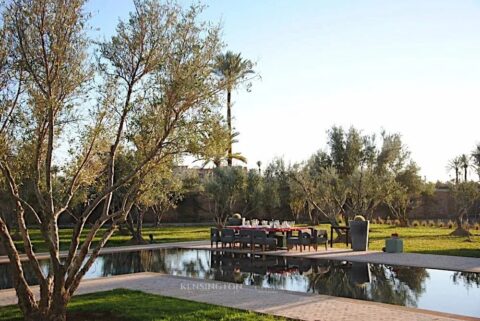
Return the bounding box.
[0,1,222,320]
[385,163,434,226]
[291,163,347,226]
[193,115,247,167]
[204,166,246,227]
[447,156,462,184]
[214,51,255,166]
[449,181,480,236]
[472,144,480,181]
[262,158,292,219]
[459,154,471,182]
[240,169,263,217]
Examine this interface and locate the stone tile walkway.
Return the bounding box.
[0,273,476,321]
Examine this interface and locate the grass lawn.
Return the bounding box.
[0,289,284,321]
[322,223,480,258]
[13,226,210,253]
[11,224,480,258]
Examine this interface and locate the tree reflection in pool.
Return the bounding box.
[1,249,479,317]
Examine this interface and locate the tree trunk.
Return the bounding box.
[399,217,409,227]
[450,215,472,236]
[20,293,68,321]
[226,90,232,167]
[46,298,67,321]
[154,214,161,227]
[450,227,472,237]
[126,208,147,244]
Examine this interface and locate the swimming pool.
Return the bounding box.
[1,248,479,318]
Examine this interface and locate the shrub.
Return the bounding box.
[378,218,385,225]
[474,223,480,231]
[447,220,455,229]
[371,218,378,224]
[428,220,436,227]
[411,220,420,227]
[386,218,392,225]
[421,220,428,227]
[393,219,401,226]
[436,220,444,228]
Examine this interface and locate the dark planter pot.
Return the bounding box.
[349,220,369,251]
[350,262,371,285]
[226,218,242,226]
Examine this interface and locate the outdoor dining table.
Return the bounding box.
[227,226,306,233]
[226,226,308,249]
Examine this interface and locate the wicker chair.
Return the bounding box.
[310,228,328,251]
[235,229,253,249]
[251,230,277,251]
[220,228,235,248]
[286,230,312,252]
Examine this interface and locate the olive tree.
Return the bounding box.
[291,163,347,226]
[449,181,480,236]
[0,1,222,320]
[204,166,246,227]
[385,163,434,226]
[119,156,184,244]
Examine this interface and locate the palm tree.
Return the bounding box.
[214,51,255,166]
[256,160,262,174]
[459,154,471,182]
[472,144,480,180]
[195,120,247,167]
[447,156,462,184]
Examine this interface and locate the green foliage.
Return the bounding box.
[289,126,422,227]
[262,158,291,218]
[449,181,480,225]
[214,51,256,167]
[385,163,434,226]
[0,1,228,318]
[472,144,480,180]
[192,115,247,167]
[240,169,263,216]
[214,51,255,93]
[204,167,246,226]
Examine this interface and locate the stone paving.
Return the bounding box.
[0,273,476,321]
[1,241,479,320]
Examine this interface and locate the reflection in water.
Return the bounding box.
[0,249,479,317]
[452,271,480,288]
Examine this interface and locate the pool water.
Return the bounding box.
[1,248,479,317]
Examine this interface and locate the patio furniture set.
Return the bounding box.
[210,226,329,252]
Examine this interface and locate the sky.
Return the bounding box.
[86,0,480,182]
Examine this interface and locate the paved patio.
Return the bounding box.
[0,273,476,321]
[1,241,479,320]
